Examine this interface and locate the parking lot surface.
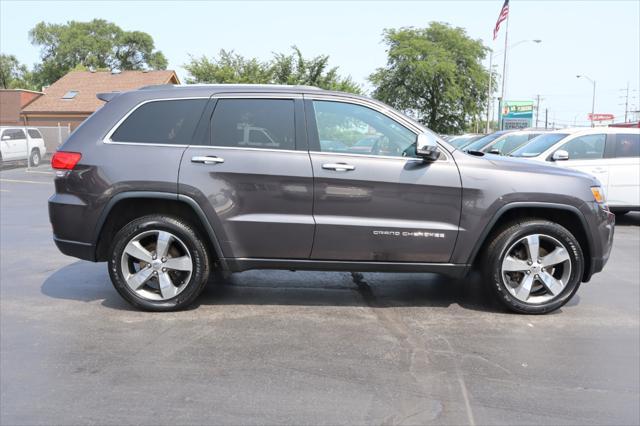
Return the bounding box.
[1,165,639,425]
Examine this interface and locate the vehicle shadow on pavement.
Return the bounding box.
[40,260,522,314]
[615,212,640,226]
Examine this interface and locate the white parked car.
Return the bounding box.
[0,126,47,167]
[510,127,640,213]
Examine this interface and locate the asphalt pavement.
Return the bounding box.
[1,165,639,425]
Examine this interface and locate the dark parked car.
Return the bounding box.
[49,85,615,314]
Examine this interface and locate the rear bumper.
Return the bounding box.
[53,236,96,261]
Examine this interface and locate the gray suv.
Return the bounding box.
[48,85,615,314]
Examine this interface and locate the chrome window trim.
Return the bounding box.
[309,150,448,162]
[102,97,210,145]
[189,145,306,155]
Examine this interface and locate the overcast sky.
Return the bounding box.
[1,0,638,127]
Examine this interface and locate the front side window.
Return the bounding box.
[558,134,606,160]
[210,99,295,150]
[111,99,208,145]
[2,129,26,140]
[613,133,640,158]
[312,100,416,157]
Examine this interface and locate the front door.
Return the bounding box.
[305,98,462,263]
[179,96,315,259]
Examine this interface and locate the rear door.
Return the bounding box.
[179,94,315,259]
[604,132,640,207]
[305,97,462,263]
[2,129,28,160]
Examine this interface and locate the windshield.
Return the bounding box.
[464,132,505,151]
[510,133,570,157]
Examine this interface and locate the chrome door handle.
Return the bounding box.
[322,163,355,172]
[191,156,224,164]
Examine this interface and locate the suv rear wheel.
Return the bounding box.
[108,215,210,311]
[29,149,41,167]
[483,219,584,314]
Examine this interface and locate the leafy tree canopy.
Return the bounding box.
[369,23,491,134]
[0,54,37,90]
[185,46,361,94]
[29,19,167,88]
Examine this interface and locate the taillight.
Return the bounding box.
[51,151,82,170]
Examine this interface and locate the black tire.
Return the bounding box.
[108,215,210,311]
[29,149,41,167]
[483,219,584,314]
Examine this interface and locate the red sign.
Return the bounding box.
[588,113,615,121]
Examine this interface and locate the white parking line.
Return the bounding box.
[0,189,9,192]
[26,169,54,175]
[0,178,52,185]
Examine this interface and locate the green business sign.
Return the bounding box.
[501,100,534,129]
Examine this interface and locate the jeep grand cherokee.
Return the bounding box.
[48,85,615,314]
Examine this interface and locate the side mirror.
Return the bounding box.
[415,133,441,161]
[552,150,569,161]
[1,135,10,141]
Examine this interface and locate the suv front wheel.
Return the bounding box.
[108,215,210,311]
[484,219,584,314]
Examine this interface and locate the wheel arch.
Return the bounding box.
[468,202,593,282]
[94,192,226,270]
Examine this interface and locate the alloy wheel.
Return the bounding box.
[120,230,193,301]
[501,234,572,304]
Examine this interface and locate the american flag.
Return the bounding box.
[493,0,510,40]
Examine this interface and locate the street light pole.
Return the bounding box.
[577,74,596,127]
[485,52,493,134]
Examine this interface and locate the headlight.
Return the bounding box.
[590,186,606,204]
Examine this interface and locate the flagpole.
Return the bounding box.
[499,13,509,130]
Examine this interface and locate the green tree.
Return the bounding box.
[369,23,491,134]
[28,19,167,87]
[185,46,361,94]
[0,54,37,90]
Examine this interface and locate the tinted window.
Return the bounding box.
[559,134,606,160]
[313,101,416,157]
[211,99,295,150]
[2,129,26,140]
[613,133,640,158]
[27,129,42,139]
[111,99,207,145]
[510,133,569,157]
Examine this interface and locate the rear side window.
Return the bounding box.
[613,133,640,158]
[27,129,42,139]
[559,134,606,160]
[210,99,295,150]
[111,99,208,145]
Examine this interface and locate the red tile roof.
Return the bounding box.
[22,70,179,113]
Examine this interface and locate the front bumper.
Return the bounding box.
[583,204,615,281]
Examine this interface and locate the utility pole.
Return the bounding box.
[534,94,543,127]
[499,14,510,130]
[623,82,629,123]
[545,108,548,130]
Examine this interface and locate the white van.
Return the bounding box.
[510,127,640,213]
[0,126,47,167]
